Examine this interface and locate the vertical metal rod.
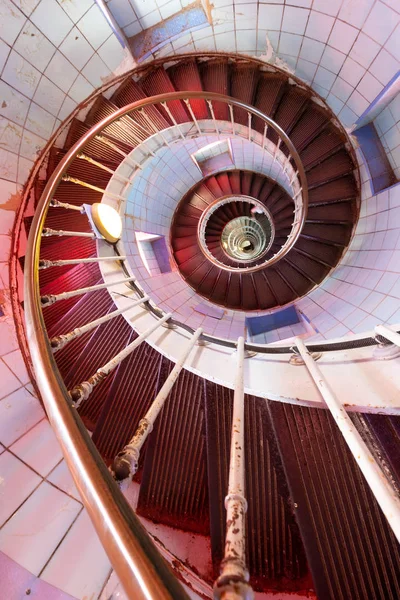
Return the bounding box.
[229,104,235,135]
[50,199,84,212]
[140,109,171,147]
[95,135,143,170]
[39,256,127,269]
[207,100,219,136]
[184,99,202,135]
[247,112,252,142]
[214,337,253,600]
[42,228,96,239]
[111,328,203,484]
[262,123,268,149]
[76,153,130,183]
[295,336,400,544]
[161,102,185,140]
[70,313,172,407]
[40,276,135,306]
[50,295,149,352]
[375,324,400,347]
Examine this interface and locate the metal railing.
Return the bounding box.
[25,89,400,600]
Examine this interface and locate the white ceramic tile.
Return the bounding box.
[44,51,79,94]
[47,460,80,500]
[326,92,344,114]
[57,95,77,122]
[123,19,142,37]
[312,0,342,17]
[299,36,324,63]
[330,76,354,103]
[0,481,81,575]
[0,117,22,153]
[0,0,26,46]
[16,155,33,184]
[363,0,400,45]
[2,50,41,99]
[282,6,309,35]
[372,295,399,321]
[278,32,302,57]
[338,0,374,28]
[25,102,56,139]
[14,20,56,73]
[339,56,366,87]
[59,26,94,71]
[305,10,334,43]
[81,54,110,88]
[10,418,63,477]
[98,34,125,71]
[78,4,113,50]
[328,19,358,54]
[386,23,400,61]
[31,0,74,46]
[11,0,40,17]
[0,147,17,181]
[69,75,94,103]
[296,58,317,82]
[236,29,257,52]
[369,48,400,86]
[20,129,47,161]
[0,386,44,446]
[0,80,30,126]
[350,32,381,69]
[56,0,94,22]
[0,451,41,526]
[313,65,336,90]
[357,72,383,103]
[140,9,161,29]
[0,358,22,398]
[108,0,137,28]
[258,4,283,31]
[347,89,369,116]
[339,104,358,127]
[0,37,10,73]
[320,45,346,74]
[33,75,66,117]
[41,509,111,598]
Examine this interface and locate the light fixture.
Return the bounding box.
[91,203,122,243]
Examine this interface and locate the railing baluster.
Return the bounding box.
[294,336,400,543]
[375,324,400,347]
[77,153,130,183]
[247,112,252,142]
[95,135,143,170]
[40,276,135,306]
[184,99,201,135]
[50,199,84,212]
[50,295,149,352]
[111,327,203,484]
[42,228,96,238]
[214,337,253,600]
[290,169,299,186]
[160,102,185,140]
[139,109,171,147]
[70,313,172,407]
[207,99,219,136]
[273,138,282,162]
[229,104,235,135]
[62,175,123,202]
[262,123,268,149]
[39,256,127,269]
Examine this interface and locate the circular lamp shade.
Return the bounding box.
[92,203,122,243]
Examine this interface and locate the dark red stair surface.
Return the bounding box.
[205,383,311,592]
[136,359,209,535]
[268,402,400,600]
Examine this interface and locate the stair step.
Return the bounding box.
[167,59,208,120]
[92,340,162,463]
[139,67,189,124]
[112,76,170,131]
[268,402,400,600]
[137,363,209,534]
[199,59,230,121]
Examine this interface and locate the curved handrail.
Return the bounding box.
[24,88,387,599]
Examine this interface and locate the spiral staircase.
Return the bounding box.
[21,55,400,600]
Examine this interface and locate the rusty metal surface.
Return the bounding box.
[268,402,400,600]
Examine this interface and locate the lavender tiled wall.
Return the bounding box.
[296,147,400,340]
[374,91,400,180]
[107,0,400,128]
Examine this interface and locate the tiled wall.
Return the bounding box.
[296,148,400,341]
[108,0,400,128]
[123,132,296,338]
[374,91,400,180]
